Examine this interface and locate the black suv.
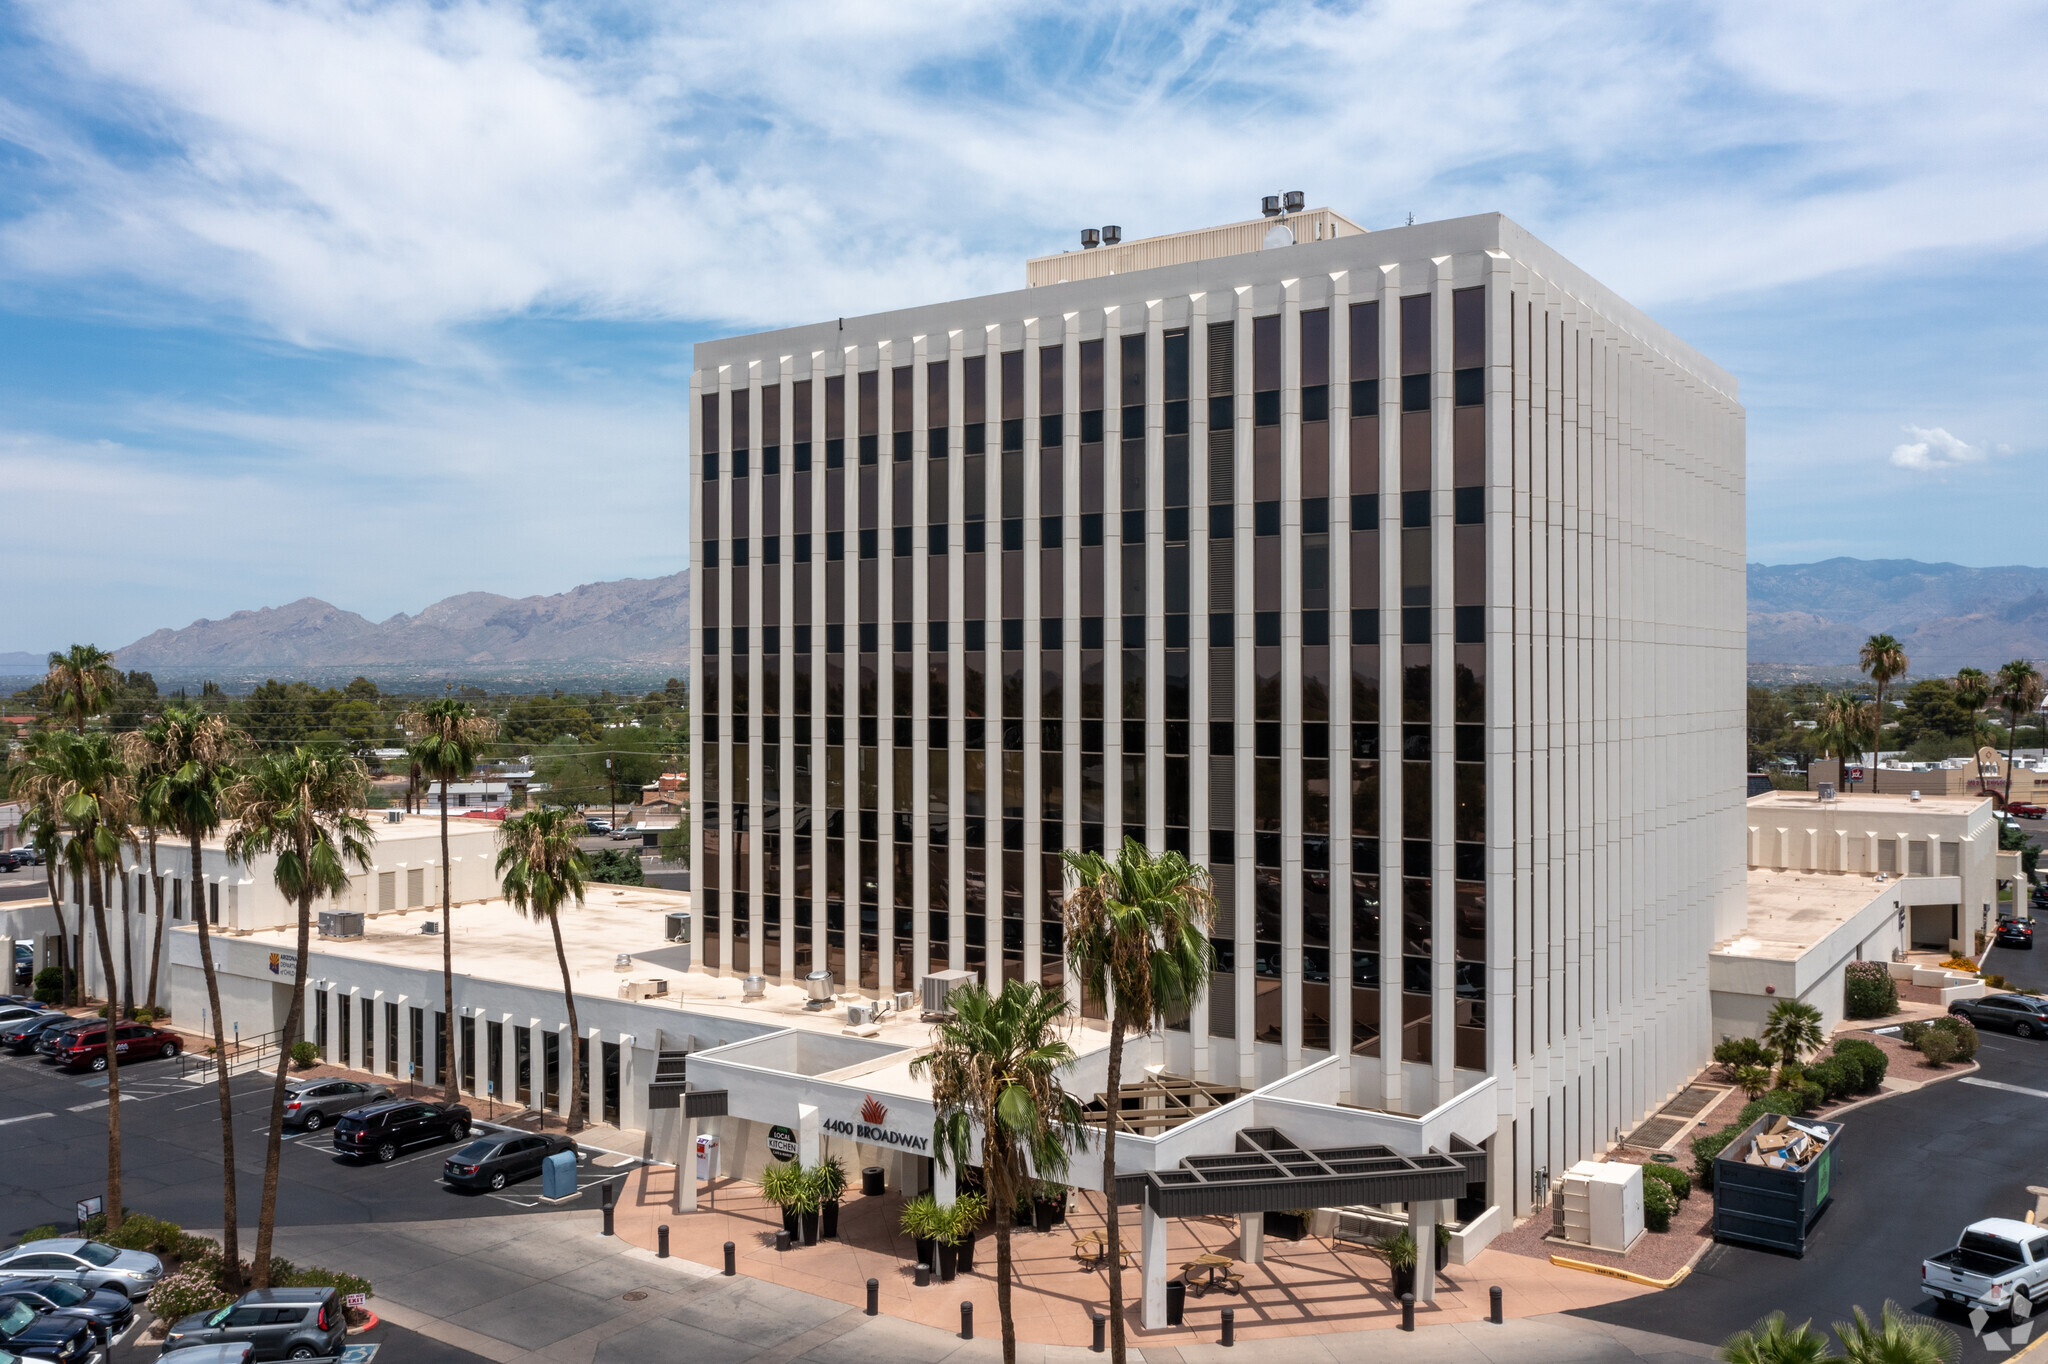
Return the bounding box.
[332,1098,471,1162]
[161,1288,346,1360]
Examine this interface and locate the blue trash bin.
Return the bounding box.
[542,1150,578,1199]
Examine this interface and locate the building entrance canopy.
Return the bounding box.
[1117,1125,1485,1217]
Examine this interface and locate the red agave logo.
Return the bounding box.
[860,1095,888,1124]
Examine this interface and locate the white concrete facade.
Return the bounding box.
[689,210,1747,1224]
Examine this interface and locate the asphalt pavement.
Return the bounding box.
[1572,1025,2048,1350]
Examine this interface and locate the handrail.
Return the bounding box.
[179,1028,287,1081]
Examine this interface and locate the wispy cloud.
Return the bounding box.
[1888,424,2006,473]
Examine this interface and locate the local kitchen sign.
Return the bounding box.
[821,1094,930,1154]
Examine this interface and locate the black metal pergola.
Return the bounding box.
[1115,1126,1487,1217]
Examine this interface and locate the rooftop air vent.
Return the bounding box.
[1816,783,1835,802]
[1102,225,1121,245]
[1080,228,1101,249]
[1261,195,1281,218]
[1282,190,1305,213]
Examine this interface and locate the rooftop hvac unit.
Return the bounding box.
[846,1001,877,1027]
[421,920,439,935]
[742,974,767,1001]
[384,810,404,824]
[1817,783,1836,802]
[894,990,916,1015]
[665,911,692,943]
[804,970,836,1009]
[318,910,364,939]
[921,969,975,1017]
[618,978,670,1001]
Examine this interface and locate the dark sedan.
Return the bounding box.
[0,1294,99,1363]
[0,1282,131,1344]
[443,1131,577,1191]
[2,1015,82,1055]
[1951,993,2048,1037]
[1997,918,2035,949]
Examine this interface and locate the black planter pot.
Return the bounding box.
[1165,1279,1186,1327]
[958,1230,976,1273]
[1032,1197,1067,1229]
[937,1241,959,1282]
[1435,1236,1450,1272]
[822,1200,840,1240]
[781,1208,800,1240]
[914,1235,937,1269]
[799,1209,820,1246]
[1262,1211,1308,1242]
[1391,1264,1416,1298]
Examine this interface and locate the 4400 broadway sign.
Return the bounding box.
[821,1095,931,1154]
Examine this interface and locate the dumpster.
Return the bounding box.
[1712,1113,1842,1256]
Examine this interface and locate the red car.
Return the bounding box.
[39,1021,181,1071]
[2009,802,2046,819]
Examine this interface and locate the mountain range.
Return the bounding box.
[5,558,2044,683]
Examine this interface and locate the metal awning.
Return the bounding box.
[1116,1126,1487,1215]
[1083,1075,1248,1135]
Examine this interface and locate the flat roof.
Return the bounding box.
[183,811,497,853]
[238,888,1108,1069]
[1746,790,1989,816]
[1716,869,1887,961]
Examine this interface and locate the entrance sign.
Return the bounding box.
[766,1124,799,1162]
[822,1094,930,1153]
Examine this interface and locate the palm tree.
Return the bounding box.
[496,807,592,1132]
[13,731,134,1231]
[1832,1301,1956,1364]
[1718,1311,1831,1364]
[1951,667,1991,753]
[401,699,498,1104]
[12,761,73,1007]
[1761,999,1825,1068]
[1817,693,1875,787]
[1991,661,2046,810]
[1858,634,1908,792]
[227,747,374,1288]
[43,645,118,734]
[133,778,171,1013]
[1059,837,1214,1364]
[912,981,1089,1364]
[130,710,246,1289]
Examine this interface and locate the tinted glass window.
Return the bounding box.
[0,1302,37,1335]
[75,1244,118,1267]
[453,1140,496,1161]
[38,1285,85,1308]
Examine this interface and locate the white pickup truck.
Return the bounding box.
[1923,1218,2048,1315]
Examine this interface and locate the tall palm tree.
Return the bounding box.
[130,710,246,1289]
[1059,838,1214,1364]
[227,747,374,1288]
[1817,693,1875,787]
[1858,634,1908,793]
[43,645,118,734]
[401,699,498,1104]
[1832,1300,1956,1364]
[13,731,134,1231]
[496,807,591,1133]
[1991,660,2046,810]
[912,981,1089,1364]
[1718,1311,1831,1364]
[1951,667,1991,753]
[12,769,73,1007]
[134,778,171,1013]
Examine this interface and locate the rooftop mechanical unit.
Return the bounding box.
[742,974,767,1001]
[921,970,976,1018]
[804,970,836,1010]
[317,910,364,939]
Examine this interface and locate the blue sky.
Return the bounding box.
[1,0,2044,655]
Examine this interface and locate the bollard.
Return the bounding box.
[915,1262,930,1288]
[960,1302,973,1341]
[866,1279,879,1316]
[1221,1307,1235,1348]
[723,1241,736,1276]
[658,1225,670,1259]
[1091,1313,1105,1353]
[775,1229,790,1253]
[602,1181,615,1209]
[1490,1285,1502,1325]
[601,1202,614,1237]
[1400,1292,1414,1332]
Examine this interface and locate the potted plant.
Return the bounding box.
[760,1162,805,1242]
[949,1193,986,1274]
[1435,1221,1452,1273]
[793,1167,825,1246]
[900,1194,942,1270]
[934,1203,963,1282]
[816,1156,848,1239]
[1263,1209,1311,1242]
[1379,1230,1417,1299]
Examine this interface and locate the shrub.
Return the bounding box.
[1641,1161,1691,1201]
[290,1040,319,1070]
[1713,1037,1771,1069]
[145,1266,232,1324]
[1932,1015,1980,1062]
[273,1263,372,1300]
[19,1224,61,1243]
[99,1213,184,1255]
[1918,1029,1959,1066]
[1844,961,1899,1018]
[1692,1127,1741,1190]
[32,966,70,1005]
[1733,1064,1772,1099]
[1899,1021,1930,1047]
[1830,1039,1887,1092]
[1806,1058,1852,1103]
[1643,1176,1675,1233]
[1987,973,2009,991]
[899,1194,943,1241]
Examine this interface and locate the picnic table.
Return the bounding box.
[1071,1229,1140,1268]
[1179,1252,1242,1296]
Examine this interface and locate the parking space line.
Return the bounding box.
[0,1112,52,1125]
[1961,1077,2048,1100]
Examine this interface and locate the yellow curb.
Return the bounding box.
[1548,1254,1692,1290]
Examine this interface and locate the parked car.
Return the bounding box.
[0,1281,132,1343]
[584,818,611,834]
[0,1006,44,1030]
[332,1099,471,1163]
[2010,802,2046,819]
[280,1078,392,1132]
[2,1015,80,1055]
[1950,993,2048,1038]
[1925,1218,2048,1315]
[0,1240,161,1300]
[0,852,22,873]
[160,1287,346,1361]
[1997,918,2036,948]
[0,1292,101,1363]
[38,1022,180,1072]
[442,1130,576,1191]
[10,948,28,988]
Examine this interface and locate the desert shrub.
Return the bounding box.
[145,1266,231,1324]
[1806,1058,1851,1103]
[95,1213,184,1255]
[290,1040,319,1070]
[1987,973,2009,991]
[1692,1127,1742,1190]
[1737,1088,1811,1129]
[1833,1038,1888,1091]
[32,966,70,1005]
[1918,1029,1959,1066]
[1641,1161,1691,1201]
[1900,1021,1930,1047]
[1713,1037,1771,1069]
[1775,1062,1805,1091]
[1844,961,1899,1018]
[1931,1015,1980,1061]
[1643,1176,1675,1232]
[1733,1064,1773,1099]
[273,1263,373,1300]
[19,1224,61,1243]
[173,1232,221,1265]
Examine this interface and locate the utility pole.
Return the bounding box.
[606,757,616,830]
